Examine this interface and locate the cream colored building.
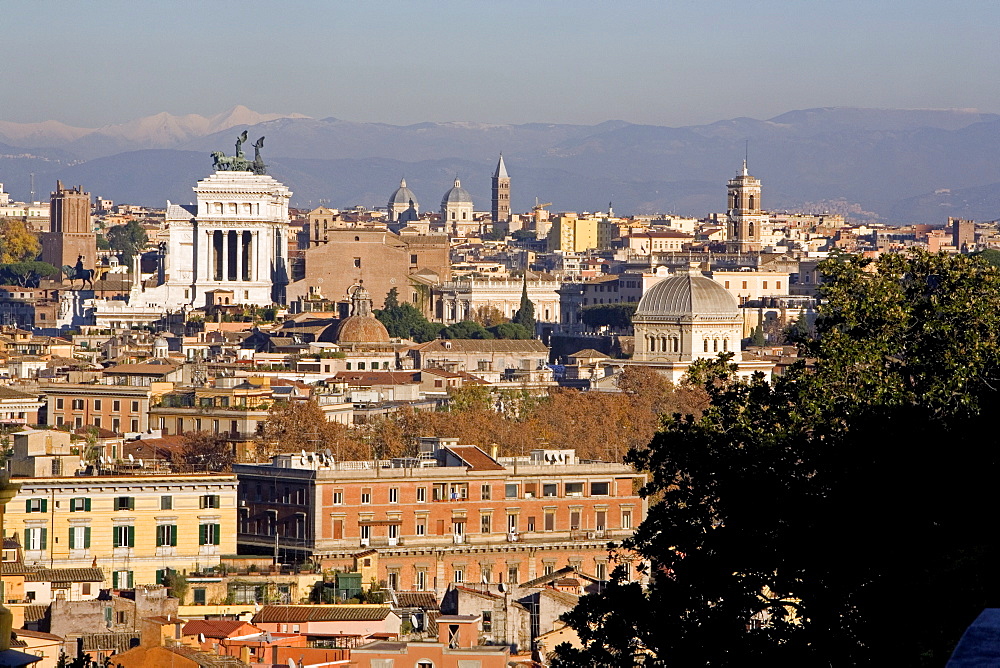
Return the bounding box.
[711,270,791,306]
[5,472,237,588]
[547,214,599,252]
[432,276,562,326]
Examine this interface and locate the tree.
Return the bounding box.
[749,324,766,346]
[0,261,59,287]
[376,292,443,343]
[0,218,40,263]
[105,220,148,266]
[581,303,638,331]
[257,400,363,459]
[513,274,535,333]
[170,431,235,472]
[488,322,533,339]
[441,320,493,339]
[553,250,1000,666]
[472,304,507,328]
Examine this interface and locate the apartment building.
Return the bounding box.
[6,436,238,587]
[235,438,646,596]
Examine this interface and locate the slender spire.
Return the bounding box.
[493,153,509,179]
[400,177,407,188]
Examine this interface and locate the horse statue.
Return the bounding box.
[63,255,94,289]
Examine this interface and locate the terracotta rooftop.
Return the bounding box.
[394,592,439,609]
[445,445,505,471]
[253,604,392,624]
[416,339,548,354]
[25,568,104,583]
[182,620,259,639]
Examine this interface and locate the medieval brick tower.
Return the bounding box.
[41,181,96,280]
[725,161,765,254]
[491,154,510,227]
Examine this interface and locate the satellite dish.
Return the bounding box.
[138,459,144,468]
[287,659,296,668]
[128,454,134,463]
[198,633,206,643]
[498,582,507,593]
[301,449,307,459]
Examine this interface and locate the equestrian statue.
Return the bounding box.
[211,131,267,175]
[62,255,94,289]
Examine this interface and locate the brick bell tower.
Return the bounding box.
[41,181,97,281]
[725,160,765,254]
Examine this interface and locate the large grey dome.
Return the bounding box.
[441,177,473,207]
[635,269,738,320]
[389,178,418,207]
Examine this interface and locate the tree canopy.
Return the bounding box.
[580,302,637,331]
[105,220,148,266]
[553,250,1000,666]
[0,261,59,287]
[513,276,535,333]
[0,218,40,264]
[376,288,443,343]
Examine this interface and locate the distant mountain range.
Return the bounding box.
[1,106,998,224]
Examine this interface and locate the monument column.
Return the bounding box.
[236,231,245,285]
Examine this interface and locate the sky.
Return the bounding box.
[3,0,999,128]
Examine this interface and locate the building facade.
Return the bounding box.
[235,439,646,597]
[491,155,510,226]
[41,181,96,281]
[725,161,766,253]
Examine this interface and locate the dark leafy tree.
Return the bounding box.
[0,261,59,287]
[376,290,443,343]
[513,275,535,333]
[442,320,493,339]
[488,322,533,339]
[553,250,1000,667]
[581,302,638,331]
[170,431,235,472]
[105,220,148,266]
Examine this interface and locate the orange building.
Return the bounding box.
[351,614,509,668]
[235,438,646,596]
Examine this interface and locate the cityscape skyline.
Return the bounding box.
[4,0,998,128]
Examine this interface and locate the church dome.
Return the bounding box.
[635,267,738,320]
[441,177,473,207]
[334,315,391,344]
[389,178,418,208]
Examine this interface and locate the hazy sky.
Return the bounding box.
[4,0,999,128]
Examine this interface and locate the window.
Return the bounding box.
[565,482,584,497]
[776,281,782,289]
[545,512,555,531]
[199,494,220,509]
[353,257,362,268]
[742,281,748,290]
[160,496,172,510]
[482,610,493,633]
[113,525,135,548]
[70,497,90,512]
[763,281,768,289]
[360,525,371,543]
[410,254,418,264]
[505,484,518,499]
[114,496,134,511]
[332,489,343,505]
[25,499,47,513]
[416,487,426,503]
[193,588,206,605]
[113,571,133,590]
[544,564,554,576]
[416,520,426,536]
[72,399,84,410]
[590,481,609,495]
[507,514,517,533]
[199,523,221,546]
[113,400,121,412]
[453,569,464,583]
[24,527,47,551]
[156,524,177,547]
[622,510,632,529]
[361,488,372,504]
[56,398,63,410]
[596,562,607,580]
[596,510,607,530]
[415,570,426,591]
[507,566,519,585]
[480,514,491,534]
[480,484,491,500]
[389,488,398,503]
[131,419,139,432]
[542,483,558,497]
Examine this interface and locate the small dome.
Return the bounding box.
[334,316,391,344]
[635,268,738,320]
[389,178,418,208]
[441,177,473,207]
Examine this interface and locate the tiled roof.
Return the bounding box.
[81,632,139,652]
[103,361,180,375]
[567,349,609,360]
[0,387,38,400]
[252,604,392,624]
[333,371,420,386]
[13,629,62,641]
[416,339,549,354]
[1,562,30,576]
[22,605,47,623]
[25,568,104,583]
[182,620,258,639]
[158,645,249,668]
[394,592,439,609]
[445,445,505,472]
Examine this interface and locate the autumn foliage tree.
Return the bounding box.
[171,431,235,472]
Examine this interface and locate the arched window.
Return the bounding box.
[748,221,755,237]
[713,339,719,352]
[673,337,679,353]
[704,339,709,353]
[749,195,755,210]
[723,339,728,351]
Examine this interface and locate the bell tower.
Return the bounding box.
[725,160,765,253]
[491,154,510,227]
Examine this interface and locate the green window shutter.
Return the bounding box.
[85,498,91,512]
[199,524,206,546]
[69,500,76,513]
[112,571,118,589]
[170,525,177,547]
[213,495,220,508]
[69,528,75,549]
[113,528,121,548]
[213,523,221,545]
[128,497,134,510]
[23,529,28,549]
[156,569,164,585]
[25,500,30,513]
[40,528,47,550]
[41,499,47,513]
[128,572,133,589]
[84,526,91,549]
[127,525,135,547]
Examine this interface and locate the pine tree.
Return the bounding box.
[513,272,535,334]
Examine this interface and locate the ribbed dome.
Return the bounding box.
[635,269,738,319]
[389,178,418,207]
[335,316,391,344]
[441,177,473,207]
